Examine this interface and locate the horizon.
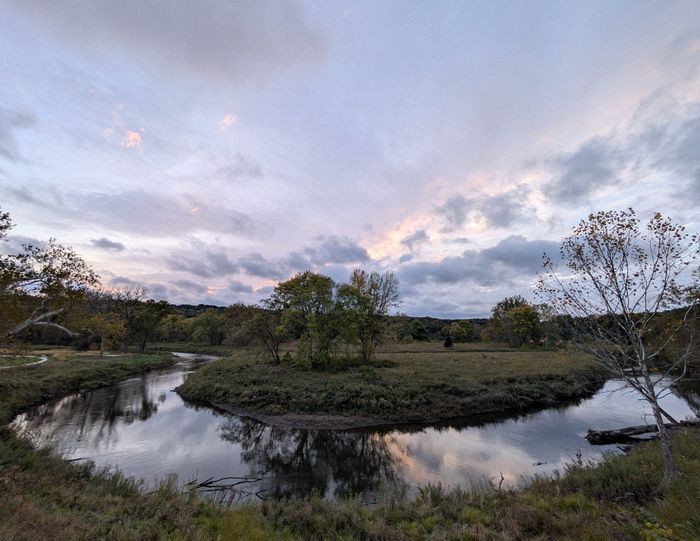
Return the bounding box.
[2,1,699,318]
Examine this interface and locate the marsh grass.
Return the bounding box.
[177,343,606,423]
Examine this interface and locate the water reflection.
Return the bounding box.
[219,417,397,499]
[11,363,698,502]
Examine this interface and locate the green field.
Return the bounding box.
[177,343,606,427]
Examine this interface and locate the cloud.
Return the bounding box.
[220,114,236,129]
[656,113,700,199]
[12,0,325,84]
[217,153,263,181]
[543,137,625,204]
[108,275,142,288]
[435,187,535,230]
[90,237,125,252]
[435,195,468,231]
[173,279,207,295]
[399,235,559,287]
[400,229,429,252]
[476,185,534,227]
[4,184,256,238]
[229,280,253,293]
[121,129,143,150]
[236,252,287,280]
[0,106,35,163]
[304,235,370,265]
[169,247,238,278]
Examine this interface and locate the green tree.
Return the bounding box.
[337,269,400,363]
[449,320,475,342]
[133,300,171,351]
[192,308,228,346]
[247,306,287,364]
[537,209,699,486]
[488,296,541,346]
[269,271,336,368]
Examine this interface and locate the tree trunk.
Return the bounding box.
[653,402,676,487]
[643,372,676,487]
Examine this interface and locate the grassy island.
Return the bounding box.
[176,343,606,429]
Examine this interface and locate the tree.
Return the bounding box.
[247,306,287,364]
[488,296,541,346]
[108,285,147,352]
[268,271,336,368]
[337,269,400,363]
[537,209,699,486]
[133,300,171,351]
[192,308,228,346]
[0,209,99,339]
[449,320,475,343]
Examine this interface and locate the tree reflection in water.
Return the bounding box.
[218,416,399,500]
[13,374,161,451]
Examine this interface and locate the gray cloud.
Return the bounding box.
[400,229,429,252]
[477,185,534,227]
[218,153,263,182]
[399,235,559,287]
[173,279,207,295]
[659,113,700,199]
[237,252,287,279]
[169,247,238,278]
[436,195,468,231]
[5,183,256,238]
[90,237,125,252]
[436,187,534,230]
[229,280,254,294]
[0,107,35,163]
[305,235,369,265]
[12,0,325,84]
[108,275,142,287]
[543,138,625,204]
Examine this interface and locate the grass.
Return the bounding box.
[0,356,42,368]
[1,344,699,539]
[177,342,607,425]
[0,350,175,424]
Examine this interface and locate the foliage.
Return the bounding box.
[191,308,228,346]
[448,320,475,342]
[537,208,700,486]
[487,296,542,346]
[337,269,400,363]
[247,307,287,364]
[0,208,99,340]
[268,271,336,368]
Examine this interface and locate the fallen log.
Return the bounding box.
[586,419,700,445]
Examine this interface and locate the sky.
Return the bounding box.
[1,0,699,317]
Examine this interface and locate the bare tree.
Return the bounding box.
[537,209,699,486]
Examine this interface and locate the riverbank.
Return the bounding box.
[177,345,607,429]
[1,349,699,539]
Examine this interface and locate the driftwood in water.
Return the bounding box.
[586,420,700,445]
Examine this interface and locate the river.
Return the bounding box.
[10,353,698,503]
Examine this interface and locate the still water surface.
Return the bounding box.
[11,353,698,502]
